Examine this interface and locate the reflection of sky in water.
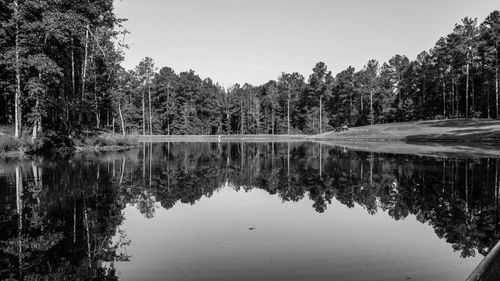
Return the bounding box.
[116,186,480,281]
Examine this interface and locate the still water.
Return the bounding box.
[0,142,499,281]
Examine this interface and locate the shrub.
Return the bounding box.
[0,135,23,153]
[23,130,75,154]
[78,133,137,147]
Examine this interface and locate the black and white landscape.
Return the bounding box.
[0,1,500,280]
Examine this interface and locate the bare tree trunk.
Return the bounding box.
[226,112,230,135]
[466,62,470,118]
[472,73,475,117]
[142,87,146,135]
[488,84,491,119]
[442,78,446,117]
[319,96,323,134]
[423,73,426,105]
[349,92,352,125]
[71,37,75,96]
[94,77,100,129]
[496,40,499,119]
[32,73,42,140]
[455,78,459,116]
[287,90,290,134]
[370,89,374,125]
[82,25,89,99]
[14,0,21,138]
[148,79,152,136]
[451,78,454,116]
[271,106,275,135]
[32,99,41,139]
[240,96,244,135]
[167,83,170,135]
[119,102,125,137]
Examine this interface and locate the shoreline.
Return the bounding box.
[74,145,139,153]
[2,118,500,159]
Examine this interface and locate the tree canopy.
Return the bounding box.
[0,4,499,136]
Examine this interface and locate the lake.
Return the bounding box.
[0,142,498,281]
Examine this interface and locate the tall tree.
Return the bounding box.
[482,11,500,118]
[135,57,156,135]
[308,62,333,133]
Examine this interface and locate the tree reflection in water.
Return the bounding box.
[0,142,499,280]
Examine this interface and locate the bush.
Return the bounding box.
[0,135,23,153]
[23,130,74,154]
[77,133,137,147]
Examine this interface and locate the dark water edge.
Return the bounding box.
[1,142,499,280]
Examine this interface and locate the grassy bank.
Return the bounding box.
[312,119,500,144]
[0,130,138,157]
[311,119,500,158]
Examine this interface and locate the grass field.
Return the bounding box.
[312,119,500,143]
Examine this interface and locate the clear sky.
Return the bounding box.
[114,0,499,87]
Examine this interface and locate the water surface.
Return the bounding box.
[1,142,499,280]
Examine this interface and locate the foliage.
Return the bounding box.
[0,3,499,136]
[0,134,23,152]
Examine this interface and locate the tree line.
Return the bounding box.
[103,10,500,136]
[0,2,499,137]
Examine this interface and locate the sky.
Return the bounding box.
[114,0,500,87]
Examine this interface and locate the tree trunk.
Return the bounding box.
[71,37,75,96]
[240,96,244,135]
[14,0,21,138]
[472,72,475,117]
[360,95,363,112]
[142,86,146,135]
[82,25,89,99]
[496,40,499,119]
[167,83,170,135]
[319,96,323,134]
[466,62,470,118]
[32,99,41,139]
[226,112,230,135]
[271,106,275,135]
[451,78,455,116]
[94,78,100,129]
[442,78,446,117]
[32,72,43,140]
[119,102,125,137]
[423,73,426,105]
[349,92,353,125]
[148,79,152,135]
[287,90,290,134]
[370,90,374,125]
[455,77,459,116]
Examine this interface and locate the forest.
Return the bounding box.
[0,0,499,137]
